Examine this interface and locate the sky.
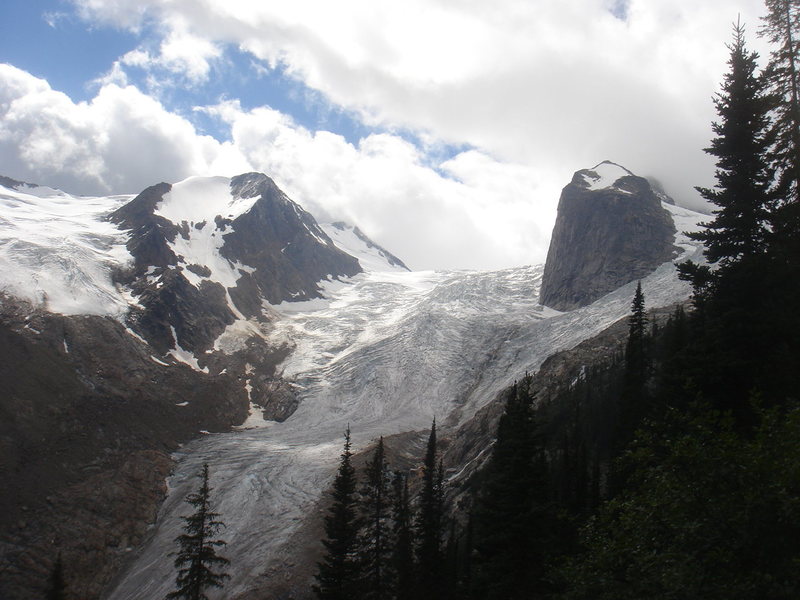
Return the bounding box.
[0,0,770,271]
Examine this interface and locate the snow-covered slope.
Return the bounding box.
[0,180,134,316]
[321,222,410,272]
[107,200,706,600]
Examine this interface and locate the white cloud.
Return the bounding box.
[68,0,768,211]
[3,0,776,268]
[0,65,551,270]
[0,64,220,194]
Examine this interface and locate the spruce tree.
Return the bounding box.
[625,281,648,389]
[314,426,361,600]
[761,0,800,208]
[682,19,774,269]
[391,471,414,600]
[167,463,230,600]
[414,419,444,600]
[359,437,393,600]
[471,378,551,600]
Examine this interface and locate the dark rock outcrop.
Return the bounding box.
[539,161,678,311]
[221,173,361,308]
[0,297,250,600]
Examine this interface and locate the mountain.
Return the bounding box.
[539,161,679,311]
[0,173,401,600]
[0,167,707,600]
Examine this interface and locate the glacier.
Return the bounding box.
[106,209,703,599]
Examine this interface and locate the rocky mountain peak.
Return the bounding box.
[108,173,362,354]
[539,162,678,311]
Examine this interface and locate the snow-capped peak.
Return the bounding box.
[581,160,634,191]
[155,175,258,224]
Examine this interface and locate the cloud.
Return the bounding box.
[68,0,769,210]
[0,65,551,270]
[0,64,221,194]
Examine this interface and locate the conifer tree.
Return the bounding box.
[359,437,393,600]
[314,426,361,600]
[471,378,551,600]
[761,0,800,208]
[683,19,774,269]
[415,419,445,600]
[391,471,415,600]
[625,281,648,388]
[167,464,230,600]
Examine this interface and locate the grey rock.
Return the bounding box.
[539,161,678,311]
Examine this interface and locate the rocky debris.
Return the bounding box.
[0,297,251,600]
[539,161,678,311]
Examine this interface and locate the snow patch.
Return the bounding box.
[232,402,276,431]
[150,355,170,366]
[212,319,267,354]
[583,160,634,191]
[155,176,258,223]
[167,326,209,373]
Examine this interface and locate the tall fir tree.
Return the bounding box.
[625,281,648,390]
[683,19,774,269]
[761,0,800,209]
[471,378,552,600]
[415,419,445,600]
[314,426,361,600]
[359,437,393,600]
[679,20,794,417]
[391,471,415,600]
[167,464,230,600]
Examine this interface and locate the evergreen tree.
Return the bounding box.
[624,281,648,390]
[359,437,393,600]
[314,426,361,600]
[391,471,414,600]
[471,378,552,600]
[414,419,445,600]
[682,19,774,269]
[167,464,230,600]
[761,0,800,208]
[676,21,782,419]
[46,554,66,600]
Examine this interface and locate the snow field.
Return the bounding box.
[0,183,133,316]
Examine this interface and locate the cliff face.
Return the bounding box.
[539,161,677,311]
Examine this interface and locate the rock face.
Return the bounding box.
[539,161,678,311]
[111,172,362,355]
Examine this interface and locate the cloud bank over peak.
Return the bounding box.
[0,64,551,270]
[0,0,770,269]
